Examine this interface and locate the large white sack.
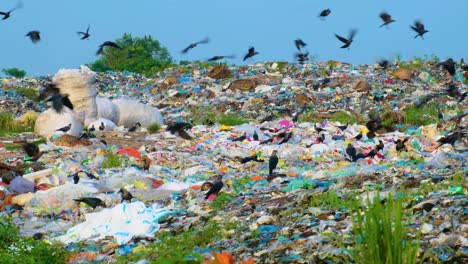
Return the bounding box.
[34,108,83,138]
[87,118,118,132]
[52,66,98,126]
[112,99,164,127]
[96,97,120,124]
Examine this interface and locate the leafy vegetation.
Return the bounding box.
[402,104,439,126]
[308,190,351,210]
[102,151,122,169]
[2,68,27,78]
[187,106,249,126]
[88,33,174,76]
[147,123,161,134]
[0,216,70,263]
[211,193,235,210]
[118,221,228,264]
[0,112,34,136]
[350,192,420,264]
[15,87,39,102]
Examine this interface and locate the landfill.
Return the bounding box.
[0,60,467,263]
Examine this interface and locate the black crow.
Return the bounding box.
[181,37,209,53]
[0,1,23,20]
[378,59,389,69]
[73,197,106,209]
[318,9,331,19]
[243,47,259,61]
[411,20,428,39]
[335,29,357,49]
[437,132,461,148]
[268,150,279,176]
[253,131,259,141]
[128,122,141,132]
[395,138,409,152]
[437,58,456,76]
[99,122,105,131]
[335,123,348,131]
[88,124,96,132]
[295,52,309,65]
[22,142,44,161]
[47,93,73,113]
[259,138,273,145]
[96,41,122,55]
[73,173,79,184]
[376,140,384,152]
[354,133,363,140]
[231,132,247,142]
[346,143,365,162]
[314,124,324,133]
[207,55,235,61]
[26,31,41,43]
[294,39,307,50]
[379,12,395,28]
[55,124,72,133]
[166,122,193,139]
[77,25,91,40]
[204,177,223,200]
[119,188,134,202]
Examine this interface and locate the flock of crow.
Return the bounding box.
[2,2,435,64]
[3,3,466,213]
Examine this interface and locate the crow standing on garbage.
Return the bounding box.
[166,121,193,140]
[243,47,259,61]
[335,123,348,131]
[253,130,259,141]
[395,138,409,152]
[335,29,357,49]
[119,188,134,202]
[73,173,80,184]
[207,55,235,61]
[0,1,23,20]
[55,124,72,133]
[292,106,306,123]
[22,142,44,162]
[88,124,96,132]
[73,197,106,209]
[436,131,462,148]
[77,25,91,40]
[379,12,395,28]
[376,140,384,152]
[128,122,141,132]
[318,9,331,19]
[346,143,365,162]
[411,20,428,39]
[25,30,41,43]
[378,59,390,69]
[314,124,324,133]
[96,41,122,55]
[268,150,279,176]
[181,37,209,53]
[294,39,307,51]
[204,176,223,200]
[231,132,247,142]
[437,58,456,76]
[99,122,105,131]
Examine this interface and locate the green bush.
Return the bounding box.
[118,221,224,264]
[218,113,249,126]
[15,87,39,102]
[350,192,420,264]
[102,151,122,169]
[88,33,174,76]
[2,68,27,78]
[0,112,33,136]
[0,216,70,263]
[147,123,161,134]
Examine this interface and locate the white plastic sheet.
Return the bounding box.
[112,99,164,127]
[56,202,170,245]
[34,108,84,137]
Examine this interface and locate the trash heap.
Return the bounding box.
[0,60,467,263]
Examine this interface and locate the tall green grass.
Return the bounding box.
[350,192,420,264]
[0,112,34,136]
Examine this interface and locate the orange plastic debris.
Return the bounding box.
[251,175,263,181]
[117,147,141,159]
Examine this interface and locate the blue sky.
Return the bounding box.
[0,0,466,76]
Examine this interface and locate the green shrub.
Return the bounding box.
[118,221,224,264]
[218,113,248,126]
[2,68,27,78]
[211,193,235,210]
[403,104,439,126]
[0,216,70,263]
[147,123,161,134]
[350,192,420,264]
[102,151,122,168]
[15,87,39,102]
